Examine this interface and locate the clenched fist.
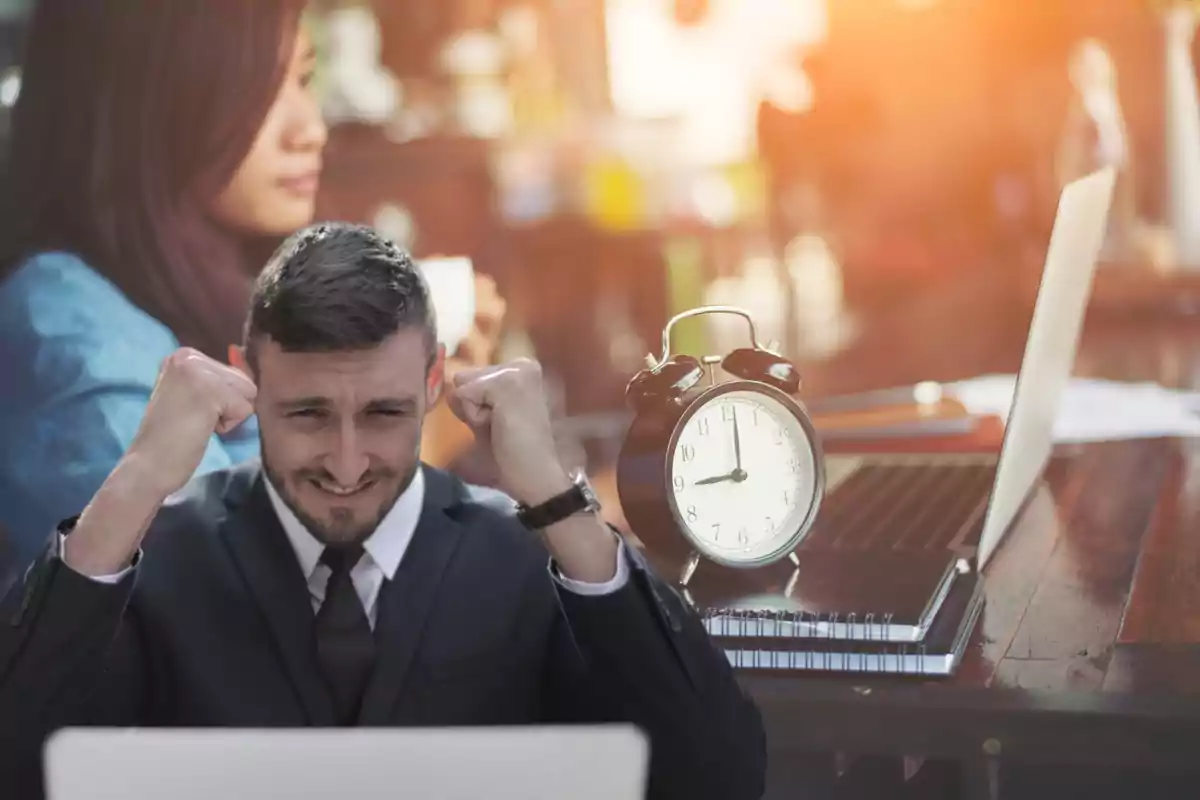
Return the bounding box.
[448,358,620,582]
[128,348,257,500]
[447,358,570,506]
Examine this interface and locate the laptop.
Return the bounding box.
[688,166,1117,647]
[43,725,649,800]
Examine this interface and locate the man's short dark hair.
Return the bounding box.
[243,222,437,368]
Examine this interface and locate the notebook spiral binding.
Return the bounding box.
[712,584,985,676]
[702,606,897,642]
[712,609,914,673]
[721,640,920,674]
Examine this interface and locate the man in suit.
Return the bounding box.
[0,222,765,799]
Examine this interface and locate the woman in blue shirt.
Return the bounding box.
[0,0,325,571]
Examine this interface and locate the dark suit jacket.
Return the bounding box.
[0,462,765,799]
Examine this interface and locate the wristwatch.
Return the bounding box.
[515,469,601,529]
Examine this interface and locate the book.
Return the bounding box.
[681,549,966,643]
[717,571,984,676]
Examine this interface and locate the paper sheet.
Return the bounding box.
[415,257,475,355]
[951,374,1200,443]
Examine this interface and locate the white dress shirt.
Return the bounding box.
[69,467,629,622]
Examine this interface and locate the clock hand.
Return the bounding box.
[731,406,747,482]
[694,473,735,486]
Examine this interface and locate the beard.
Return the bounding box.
[262,456,418,547]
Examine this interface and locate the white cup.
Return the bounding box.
[415,256,476,355]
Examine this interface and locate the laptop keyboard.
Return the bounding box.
[801,461,998,553]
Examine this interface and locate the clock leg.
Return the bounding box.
[680,551,702,586]
[783,566,800,598]
[784,552,802,598]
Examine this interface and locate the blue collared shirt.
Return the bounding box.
[0,251,260,576]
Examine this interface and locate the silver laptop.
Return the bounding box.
[811,166,1116,573]
[972,167,1116,566]
[44,725,649,800]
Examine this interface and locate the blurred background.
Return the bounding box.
[0,0,1194,484]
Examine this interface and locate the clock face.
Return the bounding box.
[667,386,822,566]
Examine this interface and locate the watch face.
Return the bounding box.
[667,384,822,566]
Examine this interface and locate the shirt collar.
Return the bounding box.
[264,466,426,582]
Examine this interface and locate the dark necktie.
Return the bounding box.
[315,545,376,725]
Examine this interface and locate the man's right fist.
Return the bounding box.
[126,347,257,499]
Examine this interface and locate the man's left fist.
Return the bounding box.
[447,358,570,505]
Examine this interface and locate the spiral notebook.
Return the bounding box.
[717,571,983,675]
[683,548,967,643]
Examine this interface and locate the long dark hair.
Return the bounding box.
[0,0,306,357]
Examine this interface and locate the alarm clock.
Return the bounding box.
[616,306,825,586]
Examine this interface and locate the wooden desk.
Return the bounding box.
[741,270,1200,799]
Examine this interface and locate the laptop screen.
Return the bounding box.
[44,726,650,800]
[976,167,1116,568]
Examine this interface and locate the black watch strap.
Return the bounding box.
[516,471,599,529]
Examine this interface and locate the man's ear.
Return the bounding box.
[228,344,251,377]
[426,344,447,411]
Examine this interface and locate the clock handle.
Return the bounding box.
[652,305,765,369]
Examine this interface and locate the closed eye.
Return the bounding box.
[364,399,418,418]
